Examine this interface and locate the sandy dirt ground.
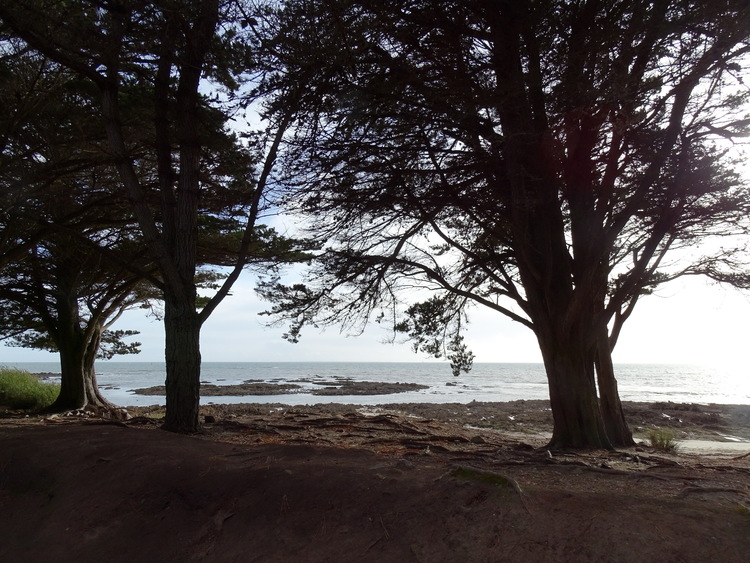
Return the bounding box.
[1,399,750,562]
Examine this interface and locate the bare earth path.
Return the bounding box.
[1,401,749,562]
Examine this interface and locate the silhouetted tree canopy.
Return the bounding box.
[259,0,750,448]
[0,1,310,430]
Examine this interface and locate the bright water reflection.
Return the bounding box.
[5,361,748,407]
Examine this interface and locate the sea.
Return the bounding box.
[4,361,749,407]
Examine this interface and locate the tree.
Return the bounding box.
[0,0,306,432]
[0,41,157,411]
[0,241,150,412]
[259,0,750,448]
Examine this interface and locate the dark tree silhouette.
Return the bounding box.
[0,1,307,431]
[260,0,750,448]
[0,44,156,411]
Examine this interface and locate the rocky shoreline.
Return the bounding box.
[132,378,429,396]
[27,372,750,444]
[123,398,750,446]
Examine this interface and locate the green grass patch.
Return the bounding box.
[0,367,60,410]
[647,427,679,452]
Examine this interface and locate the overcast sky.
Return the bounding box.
[2,270,748,368]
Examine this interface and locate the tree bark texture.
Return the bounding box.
[485,8,611,449]
[46,327,112,412]
[595,328,635,447]
[534,316,613,450]
[162,297,202,433]
[156,2,218,432]
[43,269,112,412]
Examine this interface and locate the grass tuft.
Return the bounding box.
[0,367,60,410]
[647,427,679,452]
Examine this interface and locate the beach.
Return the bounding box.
[2,398,750,562]
[131,398,750,453]
[3,367,750,561]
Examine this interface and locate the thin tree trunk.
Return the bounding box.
[82,326,114,410]
[162,297,202,433]
[82,364,114,408]
[595,327,635,447]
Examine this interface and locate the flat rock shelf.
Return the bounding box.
[132,379,429,396]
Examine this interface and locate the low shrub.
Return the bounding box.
[0,367,59,410]
[647,427,679,452]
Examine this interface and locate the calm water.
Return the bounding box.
[4,361,749,407]
[8,362,750,405]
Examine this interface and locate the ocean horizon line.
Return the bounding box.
[2,359,720,369]
[4,360,746,406]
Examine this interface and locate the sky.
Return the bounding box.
[3,102,750,370]
[2,269,749,368]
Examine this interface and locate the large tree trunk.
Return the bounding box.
[487,7,613,450]
[156,3,218,433]
[162,297,202,433]
[46,332,113,412]
[595,327,635,447]
[46,341,85,412]
[538,330,612,450]
[45,285,113,412]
